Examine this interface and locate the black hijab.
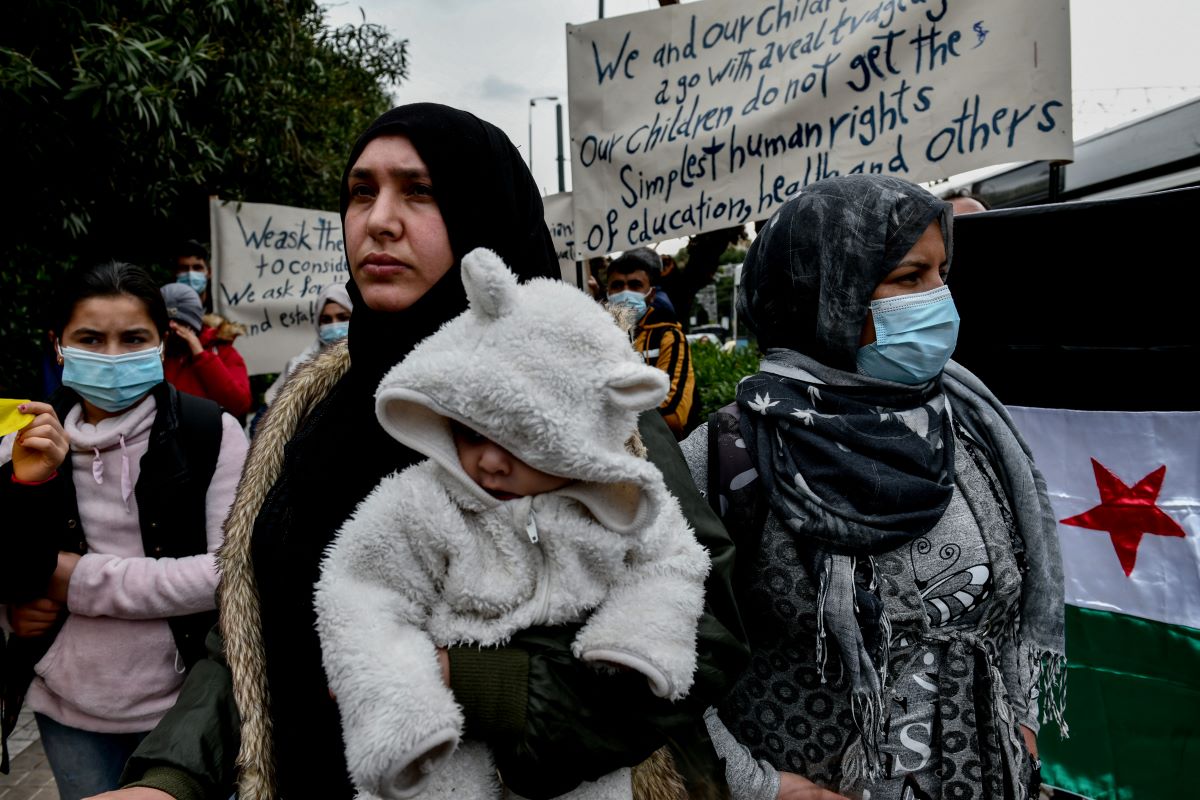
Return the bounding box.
[340,102,560,396]
[253,103,557,800]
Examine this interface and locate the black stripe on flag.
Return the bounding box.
[948,187,1198,412]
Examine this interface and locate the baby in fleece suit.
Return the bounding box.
[314,248,711,800]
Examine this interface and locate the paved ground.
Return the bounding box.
[0,709,57,799]
[0,704,1085,800]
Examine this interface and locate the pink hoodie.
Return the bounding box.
[22,395,247,733]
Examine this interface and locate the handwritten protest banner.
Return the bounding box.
[543,191,582,286]
[209,198,350,375]
[567,0,1072,255]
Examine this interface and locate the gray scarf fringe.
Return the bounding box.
[942,361,1068,735]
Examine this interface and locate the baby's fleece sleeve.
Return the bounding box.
[572,483,711,701]
[314,463,463,800]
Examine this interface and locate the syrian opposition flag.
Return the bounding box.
[1006,406,1200,800]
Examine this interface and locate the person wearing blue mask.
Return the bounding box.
[174,240,213,314]
[683,175,1064,800]
[606,246,696,439]
[262,281,354,408]
[0,261,248,798]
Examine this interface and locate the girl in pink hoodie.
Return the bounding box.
[1,262,247,799]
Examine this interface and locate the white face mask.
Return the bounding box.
[177,271,208,294]
[318,321,349,345]
[59,344,164,411]
[607,290,648,317]
[856,286,961,384]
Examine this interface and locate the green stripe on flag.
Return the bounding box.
[1042,606,1200,799]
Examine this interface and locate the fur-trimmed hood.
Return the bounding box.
[202,313,247,343]
[375,248,669,535]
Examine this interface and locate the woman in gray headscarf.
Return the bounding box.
[681,175,1065,800]
[262,281,354,406]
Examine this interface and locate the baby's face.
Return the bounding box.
[451,421,571,501]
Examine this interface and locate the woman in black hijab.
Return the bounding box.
[684,175,1064,800]
[104,104,746,800]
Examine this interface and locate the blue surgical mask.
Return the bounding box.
[608,290,648,318]
[177,271,208,294]
[856,286,960,385]
[318,321,349,345]
[59,344,164,412]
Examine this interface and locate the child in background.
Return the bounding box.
[315,248,711,800]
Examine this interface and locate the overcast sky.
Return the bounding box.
[327,0,1200,199]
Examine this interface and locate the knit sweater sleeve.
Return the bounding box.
[67,413,248,619]
[704,707,781,800]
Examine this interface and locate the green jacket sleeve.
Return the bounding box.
[448,410,749,799]
[120,627,241,800]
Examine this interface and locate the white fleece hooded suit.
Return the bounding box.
[315,248,711,800]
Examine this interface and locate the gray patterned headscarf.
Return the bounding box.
[738,174,951,371]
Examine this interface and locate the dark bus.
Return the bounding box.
[933,96,1200,207]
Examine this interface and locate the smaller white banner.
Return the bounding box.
[209,198,350,375]
[543,192,581,285]
[1008,406,1200,630]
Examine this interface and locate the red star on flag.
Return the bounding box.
[1060,459,1187,576]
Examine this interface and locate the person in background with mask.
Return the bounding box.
[606,247,696,439]
[683,175,1064,800]
[0,261,248,799]
[261,281,353,407]
[160,283,252,419]
[174,240,214,314]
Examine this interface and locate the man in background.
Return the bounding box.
[606,247,696,438]
[175,239,215,312]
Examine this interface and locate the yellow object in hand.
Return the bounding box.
[0,399,35,436]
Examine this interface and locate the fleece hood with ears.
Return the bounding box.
[375,247,670,528]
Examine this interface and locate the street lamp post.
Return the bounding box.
[555,102,566,193]
[528,95,558,178]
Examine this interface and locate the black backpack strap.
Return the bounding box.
[163,390,223,667]
[174,391,224,492]
[708,403,768,595]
